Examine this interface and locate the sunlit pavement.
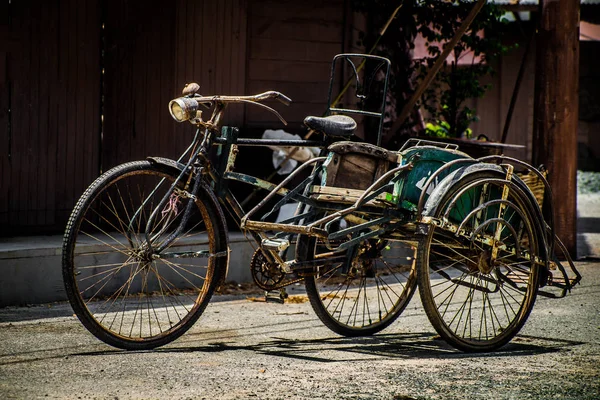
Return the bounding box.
[0,261,598,399]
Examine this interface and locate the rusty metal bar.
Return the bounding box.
[213,137,325,147]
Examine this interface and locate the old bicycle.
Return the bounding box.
[62,54,580,352]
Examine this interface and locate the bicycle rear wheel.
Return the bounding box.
[62,161,227,350]
[298,213,417,336]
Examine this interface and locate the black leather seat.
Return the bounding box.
[303,115,356,137]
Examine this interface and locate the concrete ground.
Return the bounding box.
[0,261,598,399]
[0,190,598,399]
[578,193,600,259]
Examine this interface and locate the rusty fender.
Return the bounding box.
[420,162,550,267]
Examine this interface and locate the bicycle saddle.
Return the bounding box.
[304,115,356,137]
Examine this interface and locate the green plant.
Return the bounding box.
[352,0,512,143]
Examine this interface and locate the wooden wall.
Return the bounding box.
[102,0,248,169]
[5,1,563,235]
[0,0,250,234]
[578,40,600,171]
[466,32,536,162]
[245,0,348,133]
[0,0,351,235]
[0,0,102,234]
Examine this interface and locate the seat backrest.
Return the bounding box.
[325,54,391,147]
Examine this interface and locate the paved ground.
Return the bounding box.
[0,261,598,400]
[578,193,600,259]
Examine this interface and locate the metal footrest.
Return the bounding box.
[243,220,327,238]
[261,238,290,252]
[309,185,394,207]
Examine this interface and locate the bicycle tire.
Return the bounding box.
[417,171,541,352]
[62,160,227,350]
[298,212,418,336]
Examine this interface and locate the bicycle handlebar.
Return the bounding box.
[191,91,292,106]
[169,87,292,125]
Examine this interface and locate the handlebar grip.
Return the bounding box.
[276,93,292,106]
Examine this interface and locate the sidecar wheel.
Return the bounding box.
[417,172,541,352]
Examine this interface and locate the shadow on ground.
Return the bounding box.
[60,332,586,364]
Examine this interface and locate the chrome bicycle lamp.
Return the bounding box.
[169,97,199,122]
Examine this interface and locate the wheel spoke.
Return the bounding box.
[64,162,222,349]
[305,235,417,335]
[418,177,540,351]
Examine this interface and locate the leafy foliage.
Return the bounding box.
[352,0,511,141]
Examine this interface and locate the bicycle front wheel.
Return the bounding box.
[62,161,228,350]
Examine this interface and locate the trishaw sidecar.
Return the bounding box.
[238,54,580,352]
[276,136,580,352]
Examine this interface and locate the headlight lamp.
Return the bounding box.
[168,97,199,122]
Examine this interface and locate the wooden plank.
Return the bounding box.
[161,7,177,158]
[103,0,134,169]
[173,0,198,141]
[19,1,34,226]
[159,6,176,158]
[201,0,217,95]
[190,0,202,88]
[65,0,79,211]
[249,16,342,43]
[37,0,51,225]
[249,0,343,22]
[246,81,329,104]
[223,0,233,96]
[82,0,100,196]
[234,0,248,126]
[468,69,499,142]
[309,185,392,207]
[244,101,327,133]
[250,38,341,63]
[55,0,70,217]
[532,0,579,256]
[214,0,225,95]
[45,0,59,226]
[73,1,87,213]
[502,46,535,162]
[247,60,332,83]
[0,0,10,227]
[132,5,148,161]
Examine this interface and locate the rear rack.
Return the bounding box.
[399,138,460,152]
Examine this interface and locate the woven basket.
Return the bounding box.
[517,169,547,209]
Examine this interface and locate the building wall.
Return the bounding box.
[0,0,102,234]
[102,0,249,170]
[578,40,600,171]
[0,0,351,234]
[244,0,348,133]
[464,30,536,163]
[467,32,600,169]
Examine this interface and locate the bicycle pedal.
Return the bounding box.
[264,290,285,304]
[261,238,290,252]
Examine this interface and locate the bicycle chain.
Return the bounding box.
[265,276,304,291]
[250,248,305,291]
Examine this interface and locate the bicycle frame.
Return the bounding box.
[145,93,330,275]
[63,52,582,352]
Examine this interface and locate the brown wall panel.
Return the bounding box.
[0,0,101,234]
[103,0,248,169]
[467,39,536,162]
[245,0,347,131]
[0,0,349,234]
